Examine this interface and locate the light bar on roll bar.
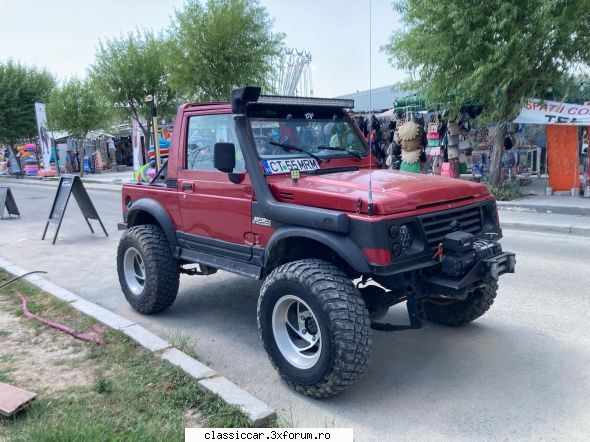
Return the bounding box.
[256,94,355,109]
[230,86,355,114]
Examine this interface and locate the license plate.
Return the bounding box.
[261,158,320,174]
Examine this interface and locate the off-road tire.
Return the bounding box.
[424,281,498,326]
[117,224,179,314]
[257,259,371,398]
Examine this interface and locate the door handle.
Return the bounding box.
[182,182,193,192]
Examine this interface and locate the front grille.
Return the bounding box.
[420,205,483,249]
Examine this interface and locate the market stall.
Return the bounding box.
[514,98,590,196]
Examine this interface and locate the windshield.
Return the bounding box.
[249,111,368,159]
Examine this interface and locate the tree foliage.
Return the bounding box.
[383,0,590,183]
[0,61,55,145]
[90,30,175,140]
[47,77,112,139]
[168,0,284,101]
[384,0,590,120]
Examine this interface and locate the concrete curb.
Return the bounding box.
[501,221,590,237]
[0,257,276,426]
[498,203,590,217]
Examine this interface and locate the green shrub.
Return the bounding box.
[485,181,523,201]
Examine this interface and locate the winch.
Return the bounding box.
[441,231,502,277]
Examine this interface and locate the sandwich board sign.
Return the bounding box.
[0,187,20,219]
[7,147,22,176]
[42,176,108,244]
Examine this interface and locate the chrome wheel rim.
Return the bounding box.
[123,247,145,296]
[271,295,322,369]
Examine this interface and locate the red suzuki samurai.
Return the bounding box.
[117,87,515,398]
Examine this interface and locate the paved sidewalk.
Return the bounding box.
[498,197,590,216]
[0,175,123,193]
[496,177,590,216]
[1,168,134,185]
[499,210,590,237]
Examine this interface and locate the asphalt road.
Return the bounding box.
[1,179,589,441]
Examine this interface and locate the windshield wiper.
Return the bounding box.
[315,145,363,159]
[269,141,324,163]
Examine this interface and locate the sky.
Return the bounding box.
[0,0,405,97]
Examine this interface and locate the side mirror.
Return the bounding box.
[214,142,236,173]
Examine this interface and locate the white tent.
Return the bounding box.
[376,108,396,120]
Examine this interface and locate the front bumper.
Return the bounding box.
[425,250,516,293]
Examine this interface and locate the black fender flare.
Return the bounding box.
[126,198,179,252]
[265,226,371,274]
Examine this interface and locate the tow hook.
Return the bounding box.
[371,296,425,332]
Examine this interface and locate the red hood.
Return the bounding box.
[268,169,490,215]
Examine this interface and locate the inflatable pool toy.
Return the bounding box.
[147,148,169,159]
[135,163,157,183]
[147,139,171,161]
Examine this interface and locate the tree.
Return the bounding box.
[168,0,284,101]
[90,30,175,154]
[383,0,590,184]
[47,77,113,176]
[0,61,55,145]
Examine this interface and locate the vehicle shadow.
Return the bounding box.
[152,274,589,439]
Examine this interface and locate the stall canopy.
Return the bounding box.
[394,94,425,111]
[376,108,396,119]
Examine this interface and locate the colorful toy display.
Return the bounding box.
[134,138,170,182]
[134,161,157,183]
[147,139,171,161]
[17,144,40,176]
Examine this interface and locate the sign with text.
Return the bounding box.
[0,187,20,219]
[514,99,590,125]
[261,157,320,174]
[185,428,353,442]
[42,176,108,244]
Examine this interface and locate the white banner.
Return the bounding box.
[514,99,590,125]
[131,118,143,170]
[34,102,52,171]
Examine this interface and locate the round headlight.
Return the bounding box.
[388,225,399,239]
[399,224,413,249]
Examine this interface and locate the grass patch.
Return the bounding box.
[168,330,199,359]
[93,378,114,395]
[0,269,254,440]
[0,366,16,383]
[485,181,523,201]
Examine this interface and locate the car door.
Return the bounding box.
[177,112,255,264]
